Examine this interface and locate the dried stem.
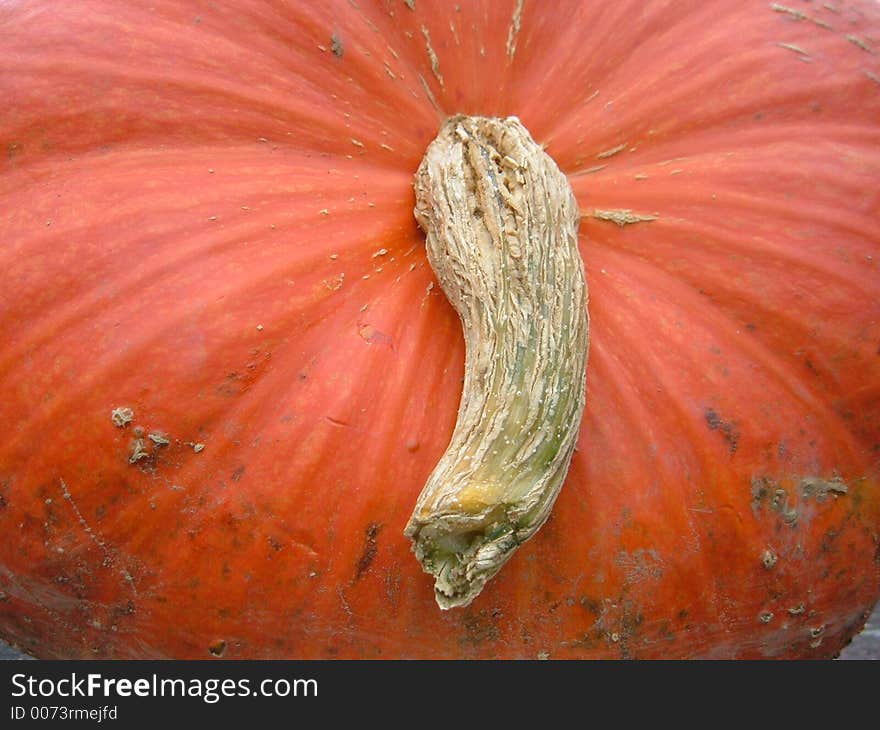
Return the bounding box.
[406,115,589,609]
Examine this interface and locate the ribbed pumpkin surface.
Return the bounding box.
[1,0,878,658]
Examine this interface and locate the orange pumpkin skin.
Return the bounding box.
[1,0,878,659]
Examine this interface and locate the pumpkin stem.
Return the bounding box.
[405,115,590,609]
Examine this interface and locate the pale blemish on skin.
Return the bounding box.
[449,20,460,47]
[800,476,848,501]
[770,488,799,526]
[770,2,834,29]
[590,209,659,226]
[324,272,345,291]
[776,42,811,59]
[418,74,443,115]
[506,0,525,61]
[111,407,134,428]
[59,478,137,594]
[597,142,628,160]
[148,433,170,446]
[421,26,444,88]
[846,34,874,54]
[770,3,807,21]
[59,478,107,551]
[572,164,607,177]
[129,439,149,464]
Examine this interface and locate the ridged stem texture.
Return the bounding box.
[406,115,590,609]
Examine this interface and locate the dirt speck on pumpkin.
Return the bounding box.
[7,141,23,162]
[192,443,205,453]
[128,438,149,464]
[751,476,798,526]
[759,611,775,624]
[704,407,739,454]
[354,522,383,580]
[330,33,344,58]
[762,549,778,569]
[771,488,799,526]
[751,475,773,512]
[460,607,502,646]
[358,323,393,347]
[208,639,227,657]
[800,476,848,501]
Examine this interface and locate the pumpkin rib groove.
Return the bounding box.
[0,158,417,383]
[583,215,876,302]
[511,0,727,141]
[4,60,433,163]
[563,122,880,180]
[546,37,879,173]
[1,0,878,660]
[0,261,389,468]
[573,290,875,654]
[567,344,730,657]
[582,220,879,367]
[584,245,872,469]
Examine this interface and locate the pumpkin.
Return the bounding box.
[0,0,878,660]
